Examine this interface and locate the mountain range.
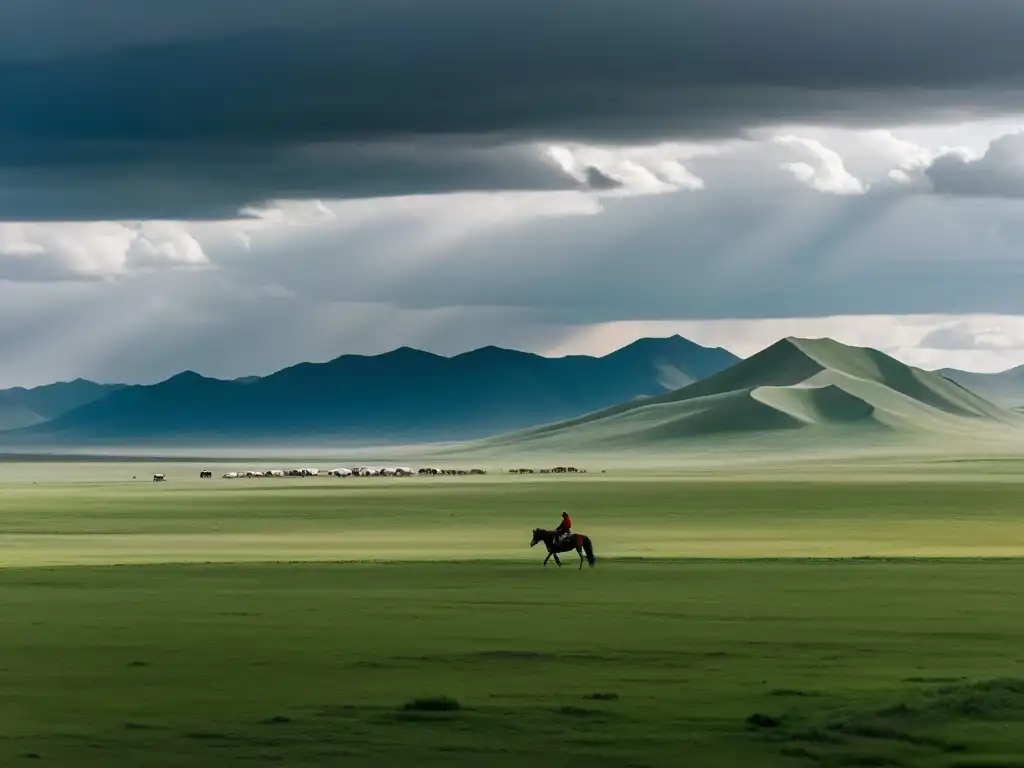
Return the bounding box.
[5,336,1024,451]
[472,337,1024,452]
[937,366,1024,409]
[0,380,126,432]
[0,336,740,445]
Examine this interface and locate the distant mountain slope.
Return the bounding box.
[937,366,1024,408]
[0,336,739,444]
[473,337,1023,452]
[0,380,125,431]
[0,396,44,432]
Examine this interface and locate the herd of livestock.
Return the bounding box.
[211,467,420,479]
[155,466,589,481]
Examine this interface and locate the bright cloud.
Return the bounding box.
[774,135,867,194]
[0,222,209,281]
[544,142,719,196]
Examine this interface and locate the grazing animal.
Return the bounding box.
[199,470,212,479]
[530,528,596,570]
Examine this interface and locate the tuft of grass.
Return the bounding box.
[835,756,905,767]
[903,676,965,684]
[185,731,232,741]
[927,678,1024,719]
[761,678,1024,766]
[746,713,784,728]
[583,692,619,701]
[402,697,461,712]
[779,746,821,762]
[261,715,293,725]
[788,728,847,745]
[123,722,157,730]
[477,651,553,660]
[829,720,952,749]
[557,706,602,717]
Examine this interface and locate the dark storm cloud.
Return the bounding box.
[6,0,1024,219]
[0,141,585,221]
[0,0,343,60]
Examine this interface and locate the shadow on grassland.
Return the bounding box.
[746,677,1024,766]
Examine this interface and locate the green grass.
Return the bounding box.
[6,472,1024,565]
[4,560,1024,767]
[4,465,1024,766]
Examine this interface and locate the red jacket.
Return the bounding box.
[557,513,571,532]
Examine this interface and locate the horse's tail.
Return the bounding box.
[582,535,596,567]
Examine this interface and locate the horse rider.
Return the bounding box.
[554,510,572,545]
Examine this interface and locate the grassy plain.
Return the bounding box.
[4,460,1024,766]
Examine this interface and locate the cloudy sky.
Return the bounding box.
[4,0,1024,386]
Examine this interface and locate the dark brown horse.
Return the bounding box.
[530,528,596,570]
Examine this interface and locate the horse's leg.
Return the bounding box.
[553,553,562,567]
[544,544,557,566]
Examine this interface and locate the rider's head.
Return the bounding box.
[562,511,569,519]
